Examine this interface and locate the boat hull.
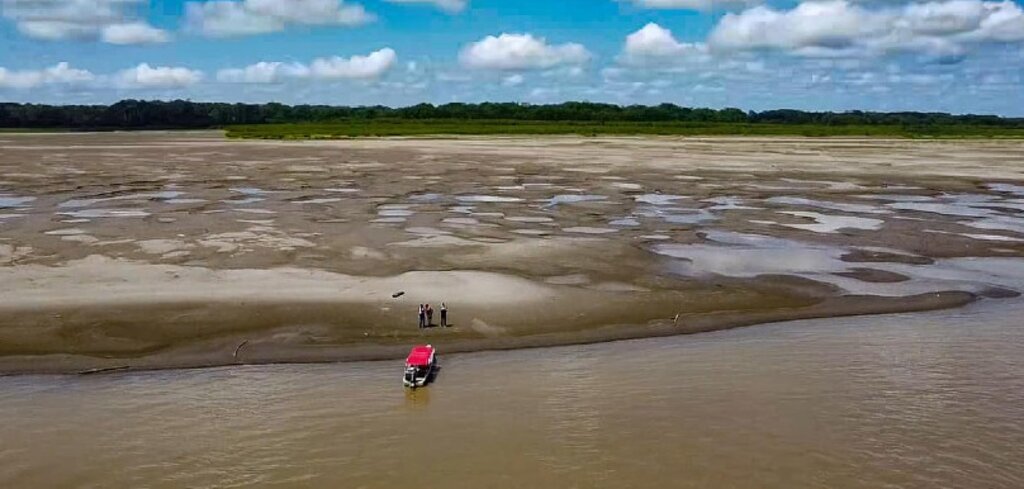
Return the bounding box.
[403,365,435,388]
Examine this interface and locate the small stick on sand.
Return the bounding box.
[673,314,680,326]
[233,340,249,361]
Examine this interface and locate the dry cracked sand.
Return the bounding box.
[1,131,1023,374]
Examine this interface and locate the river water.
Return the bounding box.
[2,300,1023,489]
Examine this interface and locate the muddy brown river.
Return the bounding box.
[3,300,1022,489]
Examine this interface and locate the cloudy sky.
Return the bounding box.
[1,0,1023,114]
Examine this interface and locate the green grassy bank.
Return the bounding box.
[226,120,1024,139]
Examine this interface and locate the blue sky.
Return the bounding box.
[1,0,1023,115]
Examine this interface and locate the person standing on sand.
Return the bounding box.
[440,303,448,327]
[426,304,434,326]
[418,304,425,329]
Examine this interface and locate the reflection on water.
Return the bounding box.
[545,194,607,207]
[0,195,35,208]
[768,196,886,214]
[2,302,1024,488]
[57,208,151,219]
[59,191,183,209]
[778,211,885,233]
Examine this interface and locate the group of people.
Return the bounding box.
[417,303,448,329]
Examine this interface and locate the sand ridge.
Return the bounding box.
[1,132,1023,373]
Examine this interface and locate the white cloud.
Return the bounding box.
[15,20,94,40]
[184,0,374,37]
[624,0,759,12]
[385,0,467,13]
[620,23,711,66]
[43,61,96,84]
[101,22,170,44]
[0,62,94,89]
[217,48,397,83]
[117,63,203,89]
[502,74,524,86]
[709,2,882,55]
[309,48,398,79]
[709,0,1024,59]
[460,33,592,70]
[1,0,169,44]
[216,61,301,83]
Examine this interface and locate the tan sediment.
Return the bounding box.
[0,255,979,375]
[1,132,1022,374]
[0,256,822,374]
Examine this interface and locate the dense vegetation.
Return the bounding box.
[2,99,1023,137]
[226,120,1024,139]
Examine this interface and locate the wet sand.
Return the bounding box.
[1,132,1023,374]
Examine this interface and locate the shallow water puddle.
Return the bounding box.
[166,198,208,204]
[377,204,415,218]
[230,187,270,195]
[611,182,643,190]
[292,198,343,205]
[882,192,1024,219]
[43,228,88,236]
[635,194,687,206]
[662,210,717,225]
[778,211,884,233]
[545,194,607,207]
[703,196,760,211]
[58,209,150,218]
[609,218,640,227]
[59,191,183,209]
[456,195,523,203]
[926,229,1024,242]
[0,195,35,208]
[653,232,848,278]
[964,216,1024,235]
[856,194,936,202]
[407,193,444,202]
[222,197,264,205]
[888,201,996,218]
[988,183,1024,196]
[655,230,1024,296]
[767,196,887,214]
[967,199,1024,212]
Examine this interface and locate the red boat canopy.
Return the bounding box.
[406,345,435,367]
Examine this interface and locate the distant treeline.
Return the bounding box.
[2,99,1022,130]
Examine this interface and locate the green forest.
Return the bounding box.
[3,99,1024,138]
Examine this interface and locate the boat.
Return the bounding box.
[403,344,438,388]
